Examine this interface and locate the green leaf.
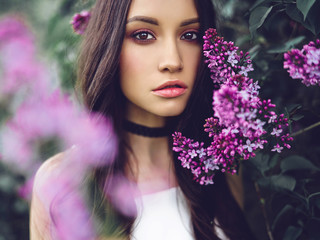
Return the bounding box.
[272,204,295,231]
[283,226,303,240]
[269,154,279,169]
[308,192,320,210]
[305,0,320,35]
[291,114,304,121]
[286,3,320,35]
[249,0,271,11]
[297,0,316,20]
[249,6,273,38]
[249,153,271,175]
[280,155,320,173]
[287,104,302,113]
[248,44,261,60]
[267,36,306,53]
[235,35,251,47]
[258,175,296,191]
[286,3,304,22]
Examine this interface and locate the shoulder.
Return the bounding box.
[32,152,69,200]
[30,153,66,240]
[37,152,65,175]
[33,153,65,192]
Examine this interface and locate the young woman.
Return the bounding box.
[30,0,256,239]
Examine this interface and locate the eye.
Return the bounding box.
[131,31,155,41]
[181,31,199,41]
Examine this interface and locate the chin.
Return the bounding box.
[155,105,187,117]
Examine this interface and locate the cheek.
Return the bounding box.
[183,45,202,85]
[188,47,201,71]
[120,49,141,80]
[119,45,154,87]
[120,48,141,94]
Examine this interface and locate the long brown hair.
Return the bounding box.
[77,0,255,239]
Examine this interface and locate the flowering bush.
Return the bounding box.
[284,39,320,86]
[173,29,293,185]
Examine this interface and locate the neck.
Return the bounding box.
[123,120,173,137]
[125,132,177,193]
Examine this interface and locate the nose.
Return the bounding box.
[158,39,183,73]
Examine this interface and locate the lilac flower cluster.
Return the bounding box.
[203,28,253,85]
[173,28,293,185]
[70,11,91,35]
[0,17,49,99]
[173,132,218,185]
[1,16,117,173]
[1,92,116,171]
[284,39,320,86]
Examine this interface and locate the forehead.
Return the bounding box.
[127,0,198,22]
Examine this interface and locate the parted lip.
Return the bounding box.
[152,80,187,91]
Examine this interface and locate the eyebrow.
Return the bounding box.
[180,18,199,27]
[127,16,199,27]
[127,16,158,25]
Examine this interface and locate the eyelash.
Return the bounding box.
[130,30,155,42]
[181,31,199,41]
[130,30,199,43]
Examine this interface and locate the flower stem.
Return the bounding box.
[291,121,320,137]
[254,182,274,240]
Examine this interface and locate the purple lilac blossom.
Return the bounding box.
[51,189,96,240]
[1,90,117,173]
[70,11,91,35]
[0,17,50,99]
[202,28,253,84]
[173,28,293,185]
[0,15,119,239]
[284,39,320,86]
[105,175,138,217]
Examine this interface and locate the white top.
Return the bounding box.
[131,187,228,240]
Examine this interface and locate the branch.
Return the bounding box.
[291,121,320,137]
[254,182,274,240]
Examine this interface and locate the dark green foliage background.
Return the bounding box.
[0,0,319,239]
[217,1,320,240]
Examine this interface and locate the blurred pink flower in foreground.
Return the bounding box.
[34,154,96,240]
[1,91,117,172]
[0,16,50,99]
[106,175,138,218]
[0,15,119,239]
[51,189,96,240]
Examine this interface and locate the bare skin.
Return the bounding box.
[120,0,201,195]
[125,133,177,194]
[30,154,63,240]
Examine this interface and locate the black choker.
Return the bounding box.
[123,120,172,137]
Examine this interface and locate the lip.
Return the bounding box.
[152,80,187,98]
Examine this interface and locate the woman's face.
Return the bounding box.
[119,0,201,125]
